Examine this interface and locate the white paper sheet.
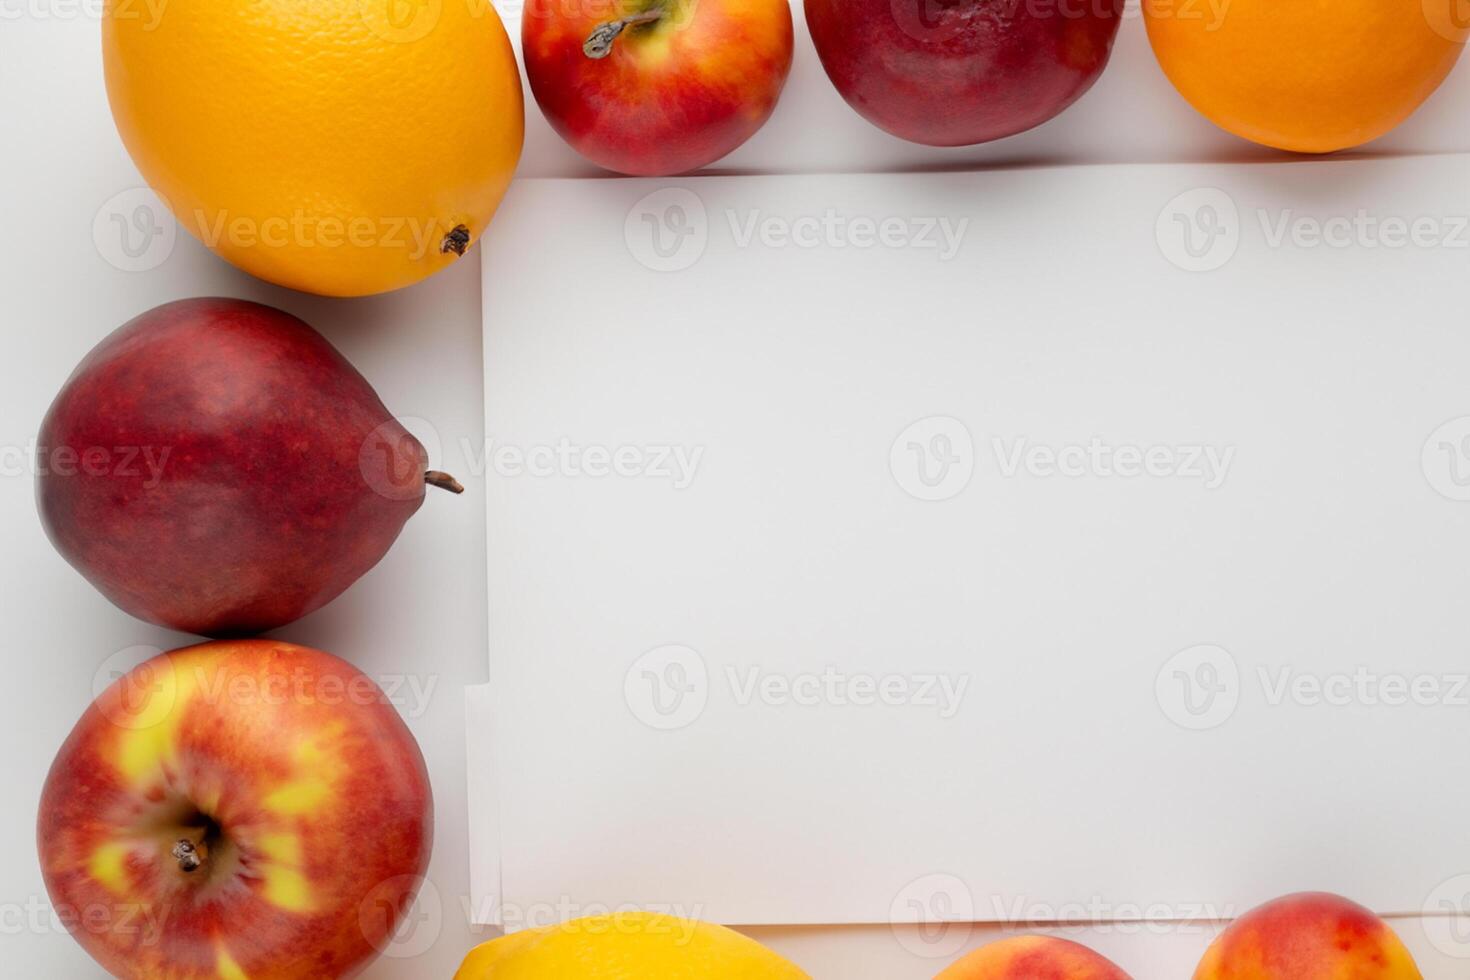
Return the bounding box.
[473,155,1470,928]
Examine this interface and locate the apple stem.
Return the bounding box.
[172,839,205,873]
[425,470,465,494]
[583,6,664,58]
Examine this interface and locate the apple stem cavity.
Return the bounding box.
[583,6,664,58]
[172,838,205,873]
[424,470,465,494]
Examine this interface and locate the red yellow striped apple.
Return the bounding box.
[522,0,794,175]
[38,640,432,979]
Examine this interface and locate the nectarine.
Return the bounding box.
[1194,892,1421,980]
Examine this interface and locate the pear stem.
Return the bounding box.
[584,6,664,58]
[425,470,464,494]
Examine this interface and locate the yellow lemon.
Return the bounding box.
[103,0,524,296]
[454,911,810,979]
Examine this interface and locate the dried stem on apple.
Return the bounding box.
[172,838,205,873]
[583,6,664,58]
[440,224,471,256]
[424,470,465,494]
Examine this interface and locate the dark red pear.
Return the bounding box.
[36,297,460,636]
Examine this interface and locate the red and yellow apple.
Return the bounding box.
[806,0,1123,146]
[937,936,1132,979]
[38,640,432,979]
[522,0,794,175]
[1194,892,1421,979]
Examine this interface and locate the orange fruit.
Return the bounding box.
[103,0,523,296]
[1143,0,1467,153]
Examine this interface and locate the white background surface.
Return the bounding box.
[3,2,1470,978]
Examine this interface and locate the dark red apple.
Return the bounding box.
[805,0,1123,146]
[36,298,460,636]
[523,0,794,176]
